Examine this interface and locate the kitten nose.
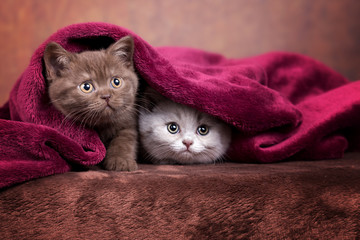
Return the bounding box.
[100,94,111,103]
[182,139,193,149]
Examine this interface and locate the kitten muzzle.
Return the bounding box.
[100,94,111,103]
[182,139,193,150]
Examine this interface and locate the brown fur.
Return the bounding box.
[43,36,139,171]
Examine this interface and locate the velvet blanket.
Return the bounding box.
[1,22,360,188]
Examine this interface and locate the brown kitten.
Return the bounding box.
[43,36,139,171]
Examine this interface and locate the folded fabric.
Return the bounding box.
[1,22,360,188]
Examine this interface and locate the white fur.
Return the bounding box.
[139,99,231,164]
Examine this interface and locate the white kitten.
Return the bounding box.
[139,88,231,164]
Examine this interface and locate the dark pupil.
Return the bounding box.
[84,83,91,91]
[199,126,207,133]
[114,79,120,85]
[170,124,177,131]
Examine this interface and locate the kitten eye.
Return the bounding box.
[167,122,180,134]
[111,77,122,88]
[79,82,94,93]
[197,125,209,136]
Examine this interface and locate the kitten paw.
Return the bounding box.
[103,157,138,171]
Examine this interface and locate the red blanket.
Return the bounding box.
[1,22,360,188]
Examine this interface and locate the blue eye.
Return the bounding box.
[111,77,122,88]
[197,125,209,136]
[167,122,179,134]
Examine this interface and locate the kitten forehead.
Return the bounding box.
[74,51,127,83]
[155,100,217,126]
[81,72,90,79]
[80,67,116,81]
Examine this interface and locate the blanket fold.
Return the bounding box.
[1,22,360,188]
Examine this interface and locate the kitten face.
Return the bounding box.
[44,36,138,128]
[139,99,231,164]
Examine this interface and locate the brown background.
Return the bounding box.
[1,0,359,106]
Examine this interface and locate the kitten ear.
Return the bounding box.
[107,36,134,68]
[43,42,71,81]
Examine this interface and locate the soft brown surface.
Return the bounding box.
[1,153,360,239]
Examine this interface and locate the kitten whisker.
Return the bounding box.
[134,102,152,114]
[49,98,63,105]
[143,152,157,163]
[60,110,80,129]
[145,145,174,162]
[89,110,102,128]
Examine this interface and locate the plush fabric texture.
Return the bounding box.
[1,22,360,188]
[1,153,360,239]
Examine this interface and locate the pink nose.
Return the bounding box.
[100,94,111,103]
[182,140,193,149]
